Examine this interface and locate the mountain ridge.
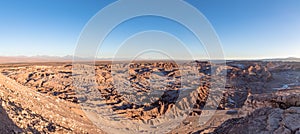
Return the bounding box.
[0,56,299,63]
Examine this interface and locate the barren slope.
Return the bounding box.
[0,73,103,133]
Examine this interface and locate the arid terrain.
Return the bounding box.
[0,60,299,134]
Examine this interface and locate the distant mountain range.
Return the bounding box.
[262,57,300,62]
[0,55,84,63]
[0,56,299,63]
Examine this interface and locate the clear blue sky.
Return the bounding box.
[0,0,299,59]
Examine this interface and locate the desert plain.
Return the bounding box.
[0,60,299,134]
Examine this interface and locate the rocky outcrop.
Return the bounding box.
[213,107,300,134]
[213,89,300,134]
[213,63,274,109]
[242,89,300,114]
